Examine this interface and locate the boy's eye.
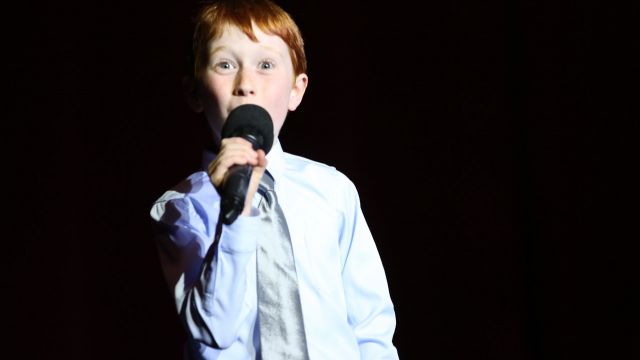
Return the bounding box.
[258,60,275,70]
[214,60,236,71]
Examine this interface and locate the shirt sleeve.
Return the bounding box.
[150,189,260,349]
[340,180,400,359]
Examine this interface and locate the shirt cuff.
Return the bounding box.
[218,214,261,253]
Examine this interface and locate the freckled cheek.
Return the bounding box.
[269,87,290,112]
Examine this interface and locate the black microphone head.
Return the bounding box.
[221,104,274,154]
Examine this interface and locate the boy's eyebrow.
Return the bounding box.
[209,46,230,56]
[258,45,286,58]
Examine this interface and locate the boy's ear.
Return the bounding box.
[288,73,308,111]
[182,75,204,113]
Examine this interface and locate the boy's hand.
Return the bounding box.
[207,137,268,217]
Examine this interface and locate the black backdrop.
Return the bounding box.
[6,1,638,358]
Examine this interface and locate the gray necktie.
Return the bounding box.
[256,171,309,359]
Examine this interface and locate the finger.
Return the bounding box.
[209,148,258,169]
[211,154,258,174]
[220,137,254,149]
[256,149,267,169]
[217,148,258,164]
[207,148,259,188]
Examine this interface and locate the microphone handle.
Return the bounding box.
[220,164,253,225]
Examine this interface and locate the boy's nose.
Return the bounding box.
[233,70,255,96]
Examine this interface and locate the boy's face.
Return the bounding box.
[196,23,308,139]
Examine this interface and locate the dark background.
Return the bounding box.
[6,1,638,358]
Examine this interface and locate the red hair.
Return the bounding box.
[192,0,307,77]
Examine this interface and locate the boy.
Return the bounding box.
[150,1,399,358]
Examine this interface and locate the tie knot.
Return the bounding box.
[257,170,277,211]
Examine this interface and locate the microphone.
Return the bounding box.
[219,104,274,225]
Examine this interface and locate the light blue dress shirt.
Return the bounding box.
[150,140,398,359]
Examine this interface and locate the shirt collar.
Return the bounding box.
[201,139,286,182]
[265,139,285,182]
